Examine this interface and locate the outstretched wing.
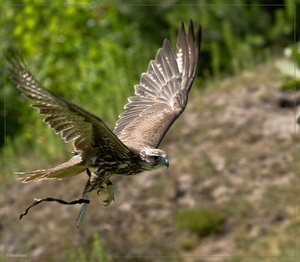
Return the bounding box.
[6,51,131,155]
[114,21,201,149]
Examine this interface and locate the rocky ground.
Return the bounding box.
[1,62,299,262]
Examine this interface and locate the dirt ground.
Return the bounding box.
[1,62,299,261]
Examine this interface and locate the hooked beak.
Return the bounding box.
[164,158,169,169]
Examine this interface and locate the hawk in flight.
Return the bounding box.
[6,21,201,227]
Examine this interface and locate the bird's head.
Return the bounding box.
[140,147,169,170]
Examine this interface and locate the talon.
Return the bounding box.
[102,183,115,206]
[97,186,105,195]
[102,197,115,206]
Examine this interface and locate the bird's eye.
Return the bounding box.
[152,156,160,162]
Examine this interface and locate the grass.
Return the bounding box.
[176,206,227,236]
[65,234,112,262]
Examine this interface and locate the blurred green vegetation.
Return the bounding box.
[176,206,227,236]
[276,44,300,90]
[176,205,228,250]
[65,234,112,262]
[1,1,298,175]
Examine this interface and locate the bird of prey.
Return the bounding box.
[6,20,201,227]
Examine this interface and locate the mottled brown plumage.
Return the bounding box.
[6,20,201,227]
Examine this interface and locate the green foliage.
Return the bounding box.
[65,234,112,262]
[2,2,158,177]
[176,206,227,236]
[1,1,298,179]
[281,79,300,90]
[178,233,198,251]
[276,44,300,90]
[165,0,297,79]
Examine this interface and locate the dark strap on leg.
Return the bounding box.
[86,168,92,177]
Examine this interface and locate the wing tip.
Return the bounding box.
[177,19,202,52]
[114,20,202,137]
[187,19,202,49]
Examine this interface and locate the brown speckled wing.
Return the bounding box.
[6,51,131,155]
[114,21,201,149]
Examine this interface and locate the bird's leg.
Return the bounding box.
[97,179,115,206]
[76,172,114,227]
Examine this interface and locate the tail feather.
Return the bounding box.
[16,156,87,183]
